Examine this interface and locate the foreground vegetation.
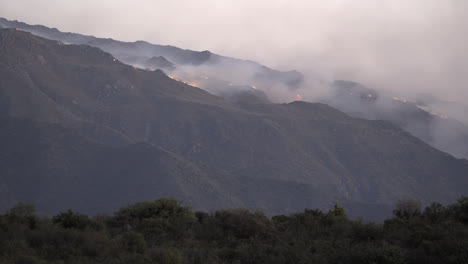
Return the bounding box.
[1,198,468,264]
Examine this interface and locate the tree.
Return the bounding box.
[52,209,97,230]
[150,248,183,264]
[423,202,447,223]
[449,196,468,224]
[113,198,197,244]
[8,203,36,218]
[119,232,146,254]
[393,199,422,220]
[7,203,38,229]
[328,202,347,217]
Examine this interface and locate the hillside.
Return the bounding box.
[3,17,468,160]
[327,80,468,159]
[0,17,304,91]
[1,28,467,219]
[0,117,248,215]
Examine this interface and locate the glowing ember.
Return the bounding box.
[430,112,448,119]
[296,94,303,101]
[392,97,408,103]
[251,86,257,90]
[166,75,197,87]
[417,106,448,119]
[168,75,182,81]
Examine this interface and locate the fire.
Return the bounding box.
[113,59,116,62]
[166,74,199,87]
[296,94,303,101]
[430,112,448,119]
[392,97,408,103]
[168,75,183,82]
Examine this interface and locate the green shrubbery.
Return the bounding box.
[1,197,468,263]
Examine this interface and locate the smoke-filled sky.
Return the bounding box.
[1,0,467,102]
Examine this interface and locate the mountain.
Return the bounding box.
[143,56,176,72]
[0,117,244,215]
[326,80,468,159]
[3,17,467,160]
[1,28,468,219]
[0,17,304,92]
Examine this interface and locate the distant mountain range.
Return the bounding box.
[2,17,467,160]
[0,23,467,219]
[326,80,468,159]
[0,17,304,91]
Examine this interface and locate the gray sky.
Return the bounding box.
[1,0,467,102]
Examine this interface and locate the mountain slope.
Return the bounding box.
[0,17,303,91]
[4,17,467,160]
[1,28,467,219]
[327,80,468,159]
[0,117,249,215]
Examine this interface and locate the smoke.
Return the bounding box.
[1,0,468,158]
[1,0,467,101]
[1,0,467,103]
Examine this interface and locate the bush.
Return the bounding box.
[393,199,422,220]
[120,232,147,254]
[150,248,183,264]
[52,209,98,230]
[2,197,468,263]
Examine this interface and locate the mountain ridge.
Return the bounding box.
[0,17,303,89]
[3,17,467,160]
[1,27,467,220]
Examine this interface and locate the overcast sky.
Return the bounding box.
[1,0,467,102]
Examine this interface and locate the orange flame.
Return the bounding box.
[392,97,408,103]
[430,112,448,119]
[296,94,303,101]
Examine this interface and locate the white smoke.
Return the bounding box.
[1,0,468,158]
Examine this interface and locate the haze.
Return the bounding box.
[1,0,467,103]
